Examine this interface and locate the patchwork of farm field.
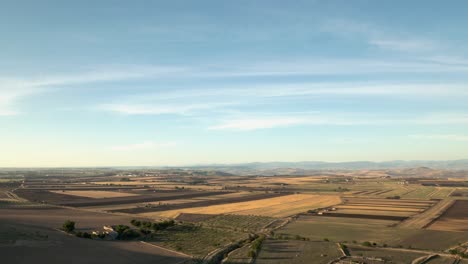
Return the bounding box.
[141,194,342,218]
[2,169,468,264]
[324,197,437,220]
[428,200,468,232]
[147,223,248,257]
[14,188,228,207]
[113,192,290,214]
[345,245,430,264]
[278,215,468,251]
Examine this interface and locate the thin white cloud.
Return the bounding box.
[409,134,468,141]
[194,59,468,79]
[209,117,310,131]
[369,38,434,52]
[209,113,468,131]
[99,102,236,115]
[137,83,468,101]
[209,114,366,131]
[111,141,178,151]
[320,19,436,53]
[0,65,186,116]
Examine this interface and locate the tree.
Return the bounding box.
[63,220,75,233]
[362,241,372,247]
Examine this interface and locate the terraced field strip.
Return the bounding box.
[399,199,454,229]
[336,205,423,212]
[343,197,437,203]
[327,209,414,217]
[322,212,409,221]
[49,190,139,199]
[112,192,290,214]
[344,199,436,205]
[15,188,228,207]
[343,203,431,209]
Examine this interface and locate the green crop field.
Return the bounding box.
[254,239,343,264]
[200,214,275,232]
[148,223,248,257]
[346,245,426,263]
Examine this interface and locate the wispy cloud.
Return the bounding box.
[409,134,468,142]
[139,83,468,101]
[209,117,310,131]
[209,113,468,131]
[0,65,186,116]
[111,141,178,151]
[209,114,365,131]
[99,102,236,116]
[320,19,436,53]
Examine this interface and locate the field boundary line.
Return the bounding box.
[348,244,455,258]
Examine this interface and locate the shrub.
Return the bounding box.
[113,225,130,235]
[130,219,141,227]
[63,220,75,233]
[362,241,372,247]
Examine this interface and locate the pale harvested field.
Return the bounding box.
[50,190,138,199]
[336,205,423,212]
[142,194,342,218]
[329,209,415,217]
[400,199,454,229]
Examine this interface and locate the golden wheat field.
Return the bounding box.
[141,194,342,218]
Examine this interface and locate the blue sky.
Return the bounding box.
[1,0,468,167]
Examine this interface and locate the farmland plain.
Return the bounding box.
[0,168,467,263]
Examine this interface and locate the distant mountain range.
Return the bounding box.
[181,160,468,175]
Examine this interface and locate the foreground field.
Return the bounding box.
[279,215,468,251]
[141,194,342,218]
[254,240,343,264]
[0,221,189,264]
[428,200,468,232]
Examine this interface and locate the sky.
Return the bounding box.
[1,0,468,167]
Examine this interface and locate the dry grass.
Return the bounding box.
[141,194,341,218]
[50,190,138,199]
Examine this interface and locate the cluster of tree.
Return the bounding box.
[130,219,175,232]
[247,235,265,258]
[386,195,401,199]
[112,224,140,240]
